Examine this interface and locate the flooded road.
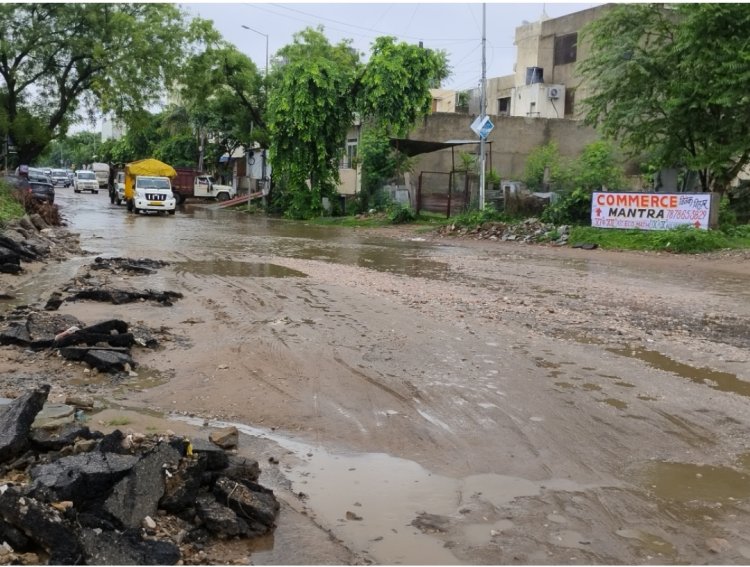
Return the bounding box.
[26,189,750,563]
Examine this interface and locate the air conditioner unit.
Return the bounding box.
[548,87,560,100]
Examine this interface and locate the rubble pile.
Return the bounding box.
[0,311,159,374]
[438,218,571,245]
[44,257,183,310]
[0,214,83,275]
[0,385,279,565]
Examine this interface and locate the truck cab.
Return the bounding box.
[132,176,176,215]
[194,175,234,201]
[171,168,236,204]
[109,171,126,205]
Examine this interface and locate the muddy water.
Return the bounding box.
[44,191,750,563]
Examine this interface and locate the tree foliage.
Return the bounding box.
[268,27,448,219]
[268,28,360,219]
[579,4,750,193]
[0,4,212,165]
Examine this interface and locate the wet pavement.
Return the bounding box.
[23,188,750,564]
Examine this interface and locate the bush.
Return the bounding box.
[540,188,592,225]
[388,205,416,224]
[718,194,738,228]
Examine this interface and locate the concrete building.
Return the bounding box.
[479,4,613,119]
[429,89,458,113]
[101,115,126,142]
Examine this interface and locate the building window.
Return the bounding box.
[554,33,577,66]
[497,97,511,116]
[342,139,358,169]
[529,102,537,117]
[565,88,576,117]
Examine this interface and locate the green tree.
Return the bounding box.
[569,140,624,192]
[268,28,448,219]
[523,142,567,191]
[268,28,360,219]
[0,4,213,165]
[178,43,265,176]
[579,4,750,193]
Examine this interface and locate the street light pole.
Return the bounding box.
[241,24,268,78]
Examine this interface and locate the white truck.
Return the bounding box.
[131,175,177,215]
[172,167,236,205]
[91,162,110,189]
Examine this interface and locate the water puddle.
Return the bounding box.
[173,260,307,278]
[641,461,750,503]
[600,398,628,410]
[609,347,749,397]
[174,416,595,564]
[1,255,90,311]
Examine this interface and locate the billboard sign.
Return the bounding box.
[591,192,713,231]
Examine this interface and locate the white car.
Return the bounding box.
[131,176,176,215]
[74,170,99,193]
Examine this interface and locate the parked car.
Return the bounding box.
[0,174,54,204]
[74,170,99,193]
[50,169,71,187]
[28,167,53,185]
[0,174,34,199]
[29,180,55,204]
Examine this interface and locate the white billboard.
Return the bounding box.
[591,192,713,231]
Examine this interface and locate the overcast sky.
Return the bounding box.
[185,2,599,92]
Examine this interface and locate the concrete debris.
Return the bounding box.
[0,385,277,565]
[0,216,82,275]
[209,426,239,450]
[438,218,571,246]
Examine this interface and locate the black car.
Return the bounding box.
[0,174,54,204]
[0,174,33,196]
[29,181,55,204]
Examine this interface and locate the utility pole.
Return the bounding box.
[479,3,487,210]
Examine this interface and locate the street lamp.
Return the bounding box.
[241,24,269,78]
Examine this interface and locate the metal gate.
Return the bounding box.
[416,171,479,218]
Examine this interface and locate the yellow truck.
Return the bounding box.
[124,158,178,215]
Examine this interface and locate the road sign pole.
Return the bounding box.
[479,3,487,210]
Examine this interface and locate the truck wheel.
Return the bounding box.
[174,193,184,205]
[168,209,176,215]
[217,192,230,202]
[94,190,99,194]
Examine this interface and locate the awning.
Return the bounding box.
[389,138,480,157]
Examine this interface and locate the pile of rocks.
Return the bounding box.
[0,214,83,275]
[0,385,279,565]
[438,218,571,245]
[0,313,157,374]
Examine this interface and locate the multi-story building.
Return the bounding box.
[477,4,613,119]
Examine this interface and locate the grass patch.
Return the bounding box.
[0,181,26,223]
[106,417,132,427]
[570,225,750,253]
[312,210,451,229]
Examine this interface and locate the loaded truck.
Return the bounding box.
[91,162,110,189]
[123,158,177,215]
[171,167,236,205]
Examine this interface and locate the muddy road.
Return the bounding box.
[4,189,750,564]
